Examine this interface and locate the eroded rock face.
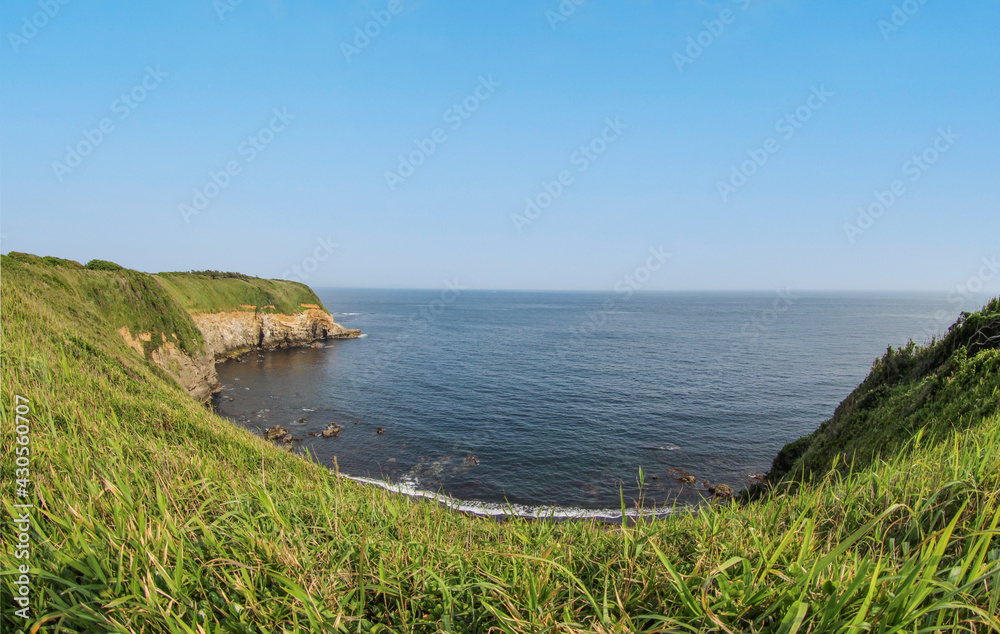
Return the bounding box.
[192,308,360,358]
[118,308,360,402]
[119,327,221,401]
[153,343,219,402]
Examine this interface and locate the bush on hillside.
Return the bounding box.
[85,259,125,272]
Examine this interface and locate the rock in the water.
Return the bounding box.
[264,425,288,441]
[705,481,733,499]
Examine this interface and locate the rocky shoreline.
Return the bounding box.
[121,307,360,402]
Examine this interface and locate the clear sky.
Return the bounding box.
[1,1,998,292]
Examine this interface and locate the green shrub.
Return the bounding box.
[85,259,125,271]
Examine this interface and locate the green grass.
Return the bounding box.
[2,256,999,632]
[155,271,326,315]
[1,254,328,360]
[3,253,206,357]
[770,298,1000,483]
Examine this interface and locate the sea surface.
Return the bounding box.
[213,291,986,519]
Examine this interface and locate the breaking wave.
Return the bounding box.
[341,473,680,521]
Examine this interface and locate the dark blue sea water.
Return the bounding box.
[213,291,985,518]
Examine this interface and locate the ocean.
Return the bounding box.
[213,290,984,519]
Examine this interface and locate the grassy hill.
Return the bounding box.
[769,299,1000,483]
[2,255,998,632]
[155,270,327,316]
[0,253,328,359]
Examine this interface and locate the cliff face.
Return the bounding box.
[2,254,360,402]
[118,327,219,401]
[193,308,359,359]
[143,308,360,401]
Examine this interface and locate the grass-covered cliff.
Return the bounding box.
[1,254,355,402]
[156,270,328,316]
[2,256,998,632]
[1,252,330,360]
[769,299,1000,483]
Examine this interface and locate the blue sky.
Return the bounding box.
[1,0,998,292]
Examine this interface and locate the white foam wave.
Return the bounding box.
[356,333,369,338]
[337,312,362,316]
[341,473,679,521]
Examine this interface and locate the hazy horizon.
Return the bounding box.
[5,252,998,297]
[2,2,998,294]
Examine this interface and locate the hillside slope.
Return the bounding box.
[1,254,359,401]
[1,259,998,632]
[769,299,1000,483]
[155,270,329,316]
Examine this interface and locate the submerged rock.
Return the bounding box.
[264,425,288,441]
[704,481,733,499]
[670,469,697,485]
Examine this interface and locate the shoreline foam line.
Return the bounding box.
[340,473,682,521]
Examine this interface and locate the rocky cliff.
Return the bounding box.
[1,254,361,402]
[119,327,220,402]
[142,308,360,401]
[192,308,359,359]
